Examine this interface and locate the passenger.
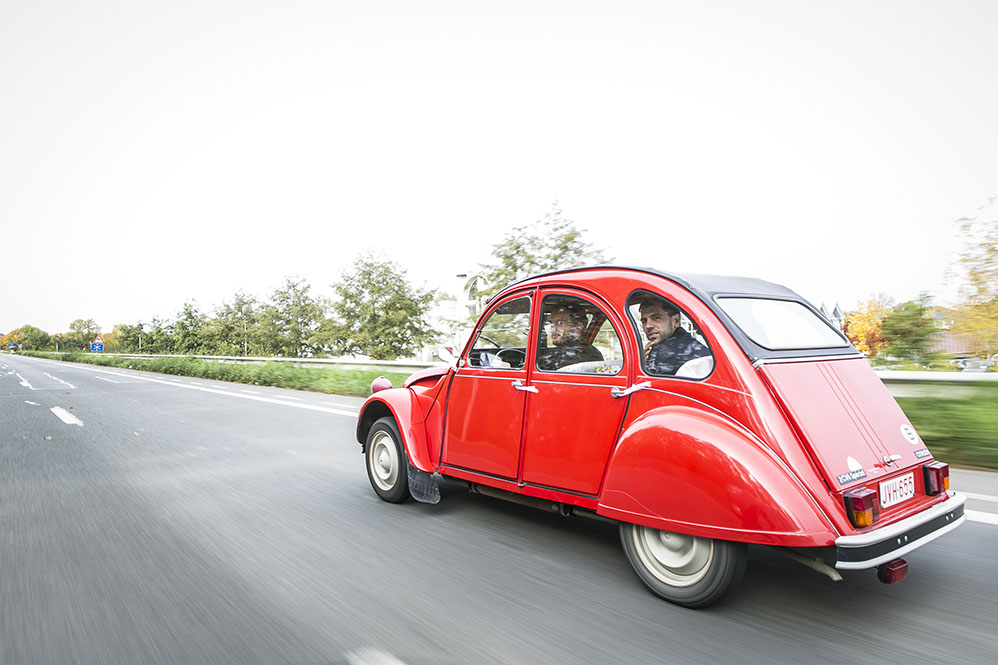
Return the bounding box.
[639,296,711,376]
[537,306,603,371]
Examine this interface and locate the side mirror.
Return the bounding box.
[437,346,459,367]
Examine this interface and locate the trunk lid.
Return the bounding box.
[759,357,931,490]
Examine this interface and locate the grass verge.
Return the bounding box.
[18,351,411,398]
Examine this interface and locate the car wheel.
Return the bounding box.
[366,417,410,503]
[619,523,747,608]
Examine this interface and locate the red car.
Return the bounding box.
[356,267,966,607]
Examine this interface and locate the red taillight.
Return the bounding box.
[923,461,949,496]
[844,487,879,528]
[877,558,908,584]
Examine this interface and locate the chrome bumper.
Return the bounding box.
[834,492,966,570]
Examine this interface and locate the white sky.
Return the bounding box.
[2,0,996,334]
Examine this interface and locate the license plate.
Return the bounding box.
[880,472,915,509]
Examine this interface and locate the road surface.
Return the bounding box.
[2,353,996,665]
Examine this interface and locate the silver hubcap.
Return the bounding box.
[369,431,399,492]
[630,526,714,587]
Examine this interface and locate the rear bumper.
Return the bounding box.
[834,492,966,570]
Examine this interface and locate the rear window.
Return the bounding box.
[715,297,847,350]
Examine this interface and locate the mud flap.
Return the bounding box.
[407,464,441,504]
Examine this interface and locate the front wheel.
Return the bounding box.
[619,523,747,608]
[365,417,410,503]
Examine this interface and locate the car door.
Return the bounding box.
[441,292,533,479]
[519,290,630,495]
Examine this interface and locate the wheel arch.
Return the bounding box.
[356,389,435,472]
[598,405,837,547]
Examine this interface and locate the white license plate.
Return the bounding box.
[880,472,915,509]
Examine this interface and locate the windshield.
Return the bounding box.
[715,297,847,350]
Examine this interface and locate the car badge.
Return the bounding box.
[900,424,919,445]
[883,454,903,466]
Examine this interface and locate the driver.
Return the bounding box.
[536,305,603,371]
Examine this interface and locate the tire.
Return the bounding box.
[619,523,747,608]
[365,417,410,503]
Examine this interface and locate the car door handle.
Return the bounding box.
[511,379,539,393]
[611,381,651,399]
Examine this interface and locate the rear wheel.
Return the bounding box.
[619,523,747,608]
[365,417,409,503]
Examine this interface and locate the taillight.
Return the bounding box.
[844,487,879,528]
[923,461,950,496]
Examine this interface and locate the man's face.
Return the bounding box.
[549,311,584,346]
[640,304,680,346]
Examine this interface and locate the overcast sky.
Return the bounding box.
[2,0,996,334]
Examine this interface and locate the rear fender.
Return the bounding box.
[356,388,435,473]
[598,406,837,547]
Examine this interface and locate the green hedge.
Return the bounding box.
[896,387,998,470]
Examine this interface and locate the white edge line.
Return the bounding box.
[962,491,998,503]
[966,509,998,525]
[20,356,359,417]
[50,406,83,426]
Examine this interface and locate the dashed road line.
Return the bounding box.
[45,373,76,389]
[50,407,83,426]
[95,376,120,383]
[963,491,998,503]
[16,373,35,390]
[25,400,39,405]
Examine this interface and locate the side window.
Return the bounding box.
[467,296,531,370]
[536,294,623,374]
[626,291,714,379]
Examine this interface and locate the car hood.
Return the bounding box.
[759,358,931,490]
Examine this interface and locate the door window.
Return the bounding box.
[626,291,714,379]
[536,294,623,375]
[467,296,531,370]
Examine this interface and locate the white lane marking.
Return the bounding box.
[239,389,260,394]
[50,407,83,426]
[18,356,360,417]
[279,395,301,400]
[25,400,39,405]
[16,373,35,390]
[45,373,76,389]
[962,491,998,503]
[346,648,410,665]
[967,509,998,525]
[95,376,120,384]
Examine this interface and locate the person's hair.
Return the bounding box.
[550,305,588,326]
[638,295,679,317]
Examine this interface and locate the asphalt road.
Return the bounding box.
[2,353,996,665]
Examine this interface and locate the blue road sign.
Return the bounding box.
[91,343,104,352]
[6,343,13,349]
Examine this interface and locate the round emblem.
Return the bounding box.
[900,424,920,445]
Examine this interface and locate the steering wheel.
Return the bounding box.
[478,335,501,349]
[496,348,526,368]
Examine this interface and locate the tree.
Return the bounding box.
[258,277,325,357]
[206,291,260,356]
[881,294,938,360]
[110,323,144,352]
[67,318,101,350]
[950,197,998,359]
[326,253,437,360]
[4,325,50,350]
[478,202,611,295]
[173,301,208,355]
[842,294,894,357]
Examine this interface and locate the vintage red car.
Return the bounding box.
[356,267,966,607]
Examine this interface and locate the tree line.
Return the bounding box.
[2,205,609,360]
[3,200,994,365]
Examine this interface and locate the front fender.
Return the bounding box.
[598,406,837,547]
[356,388,435,473]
